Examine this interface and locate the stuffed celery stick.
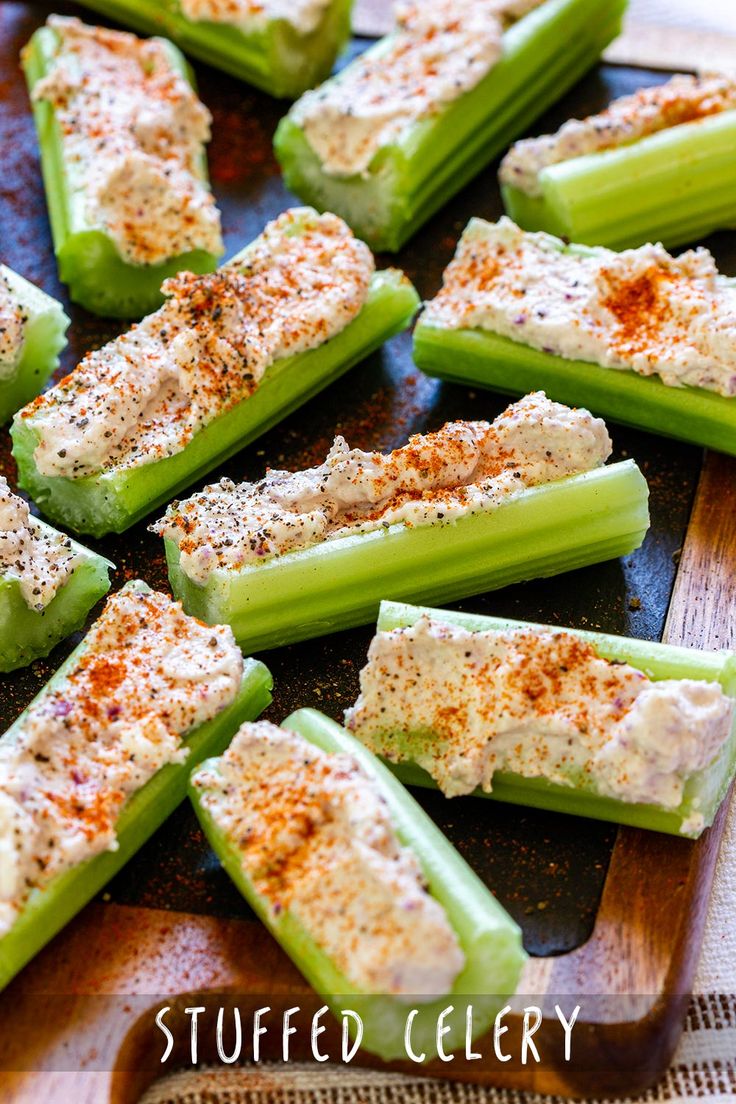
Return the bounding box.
[274,0,626,252]
[190,712,526,1061]
[154,392,649,652]
[344,601,736,839]
[0,265,69,424]
[500,74,736,250]
[22,16,224,318]
[414,217,736,456]
[11,208,419,537]
[0,580,272,992]
[72,0,353,99]
[0,478,113,672]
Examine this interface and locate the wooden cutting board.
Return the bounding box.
[0,452,733,1103]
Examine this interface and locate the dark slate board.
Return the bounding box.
[0,1,724,956]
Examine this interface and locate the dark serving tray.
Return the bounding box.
[1,4,735,1099]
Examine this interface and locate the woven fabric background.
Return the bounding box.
[140,2,736,1101]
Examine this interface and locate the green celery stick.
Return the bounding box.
[162,459,649,651]
[0,265,69,425]
[22,24,222,319]
[367,601,736,839]
[190,708,526,1062]
[0,518,113,672]
[0,580,273,992]
[502,111,736,251]
[414,323,736,457]
[274,0,626,252]
[413,232,736,456]
[72,0,353,99]
[11,265,419,537]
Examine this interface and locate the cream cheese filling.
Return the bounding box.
[193,720,465,1000]
[152,392,611,585]
[0,272,26,376]
[31,15,223,267]
[500,73,736,197]
[0,477,83,610]
[179,0,331,36]
[22,209,374,479]
[424,217,736,398]
[0,587,243,937]
[345,617,734,829]
[292,0,546,177]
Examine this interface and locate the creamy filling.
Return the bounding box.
[0,477,84,611]
[0,271,26,376]
[22,209,374,479]
[0,586,243,937]
[152,391,611,585]
[345,618,734,830]
[424,217,736,397]
[193,720,465,999]
[500,74,736,197]
[179,0,331,35]
[31,16,222,267]
[291,0,546,177]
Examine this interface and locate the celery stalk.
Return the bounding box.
[0,266,69,425]
[72,0,353,99]
[163,459,649,652]
[370,601,736,839]
[274,0,626,252]
[12,269,419,537]
[22,25,222,319]
[502,111,736,251]
[413,321,736,457]
[0,580,273,992]
[0,520,113,672]
[190,707,526,1062]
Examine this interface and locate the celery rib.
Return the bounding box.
[502,110,736,250]
[22,26,222,318]
[0,584,272,992]
[0,266,69,425]
[163,460,649,652]
[0,522,113,673]
[371,602,736,839]
[190,708,526,1062]
[413,322,736,456]
[275,0,626,251]
[71,0,353,98]
[12,270,419,537]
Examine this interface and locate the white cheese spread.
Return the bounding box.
[0,586,243,937]
[179,0,331,36]
[31,16,223,267]
[345,617,734,829]
[424,217,736,397]
[291,0,546,177]
[0,477,84,610]
[500,74,736,197]
[0,272,26,376]
[192,720,465,999]
[152,391,611,585]
[22,209,374,478]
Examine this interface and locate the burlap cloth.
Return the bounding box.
[140,2,736,1100]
